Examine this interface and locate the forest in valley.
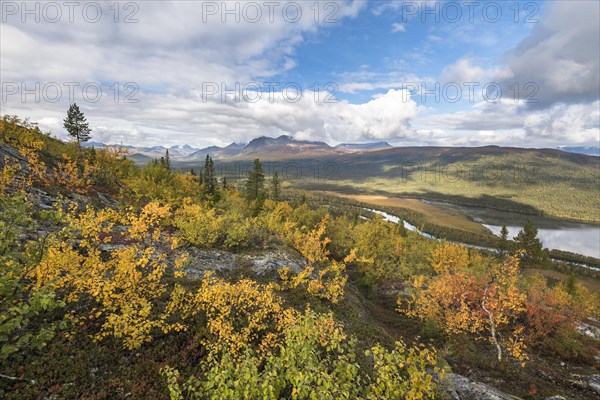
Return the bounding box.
[1,115,600,399]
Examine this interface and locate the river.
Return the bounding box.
[423,201,600,259]
[367,205,600,260]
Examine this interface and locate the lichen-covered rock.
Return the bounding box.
[589,375,600,395]
[446,373,521,400]
[244,250,308,275]
[28,187,57,210]
[0,142,29,171]
[184,248,308,279]
[96,191,119,208]
[577,322,600,340]
[184,249,238,278]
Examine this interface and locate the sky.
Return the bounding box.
[1,0,599,148]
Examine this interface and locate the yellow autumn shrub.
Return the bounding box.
[168,272,298,358]
[292,215,330,264]
[429,242,470,275]
[173,199,224,247]
[403,252,529,364]
[54,154,95,194]
[29,201,186,350]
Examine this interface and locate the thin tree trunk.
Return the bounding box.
[0,373,37,385]
[482,283,502,362]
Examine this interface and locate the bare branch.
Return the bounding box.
[482,280,502,362]
[0,373,37,385]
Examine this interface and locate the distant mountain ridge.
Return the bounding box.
[83,137,600,163]
[557,146,600,156]
[88,135,351,162]
[335,142,392,151]
[235,135,338,159]
[82,142,198,159]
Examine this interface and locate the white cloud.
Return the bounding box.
[423,0,600,146]
[2,0,599,148]
[422,99,527,132]
[391,23,405,33]
[441,58,512,86]
[0,1,366,88]
[501,0,600,107]
[414,99,600,147]
[2,87,418,147]
[523,101,600,144]
[336,63,433,95]
[372,0,436,17]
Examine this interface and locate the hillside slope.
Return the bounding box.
[2,116,599,400]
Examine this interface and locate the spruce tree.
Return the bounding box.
[252,190,266,217]
[203,155,217,195]
[514,220,547,266]
[499,225,509,251]
[565,274,577,295]
[165,149,171,170]
[270,171,281,201]
[245,159,265,201]
[63,103,91,148]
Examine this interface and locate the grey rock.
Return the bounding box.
[567,374,589,390]
[0,142,29,171]
[590,375,600,395]
[97,191,119,208]
[577,322,600,340]
[185,249,238,278]
[28,188,57,210]
[98,243,128,252]
[184,248,308,278]
[543,397,566,400]
[69,192,90,206]
[446,373,521,400]
[244,250,308,276]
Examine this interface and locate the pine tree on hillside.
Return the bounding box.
[245,159,265,201]
[514,220,547,266]
[63,103,91,148]
[252,189,266,216]
[203,155,217,195]
[270,171,281,201]
[165,149,171,170]
[499,225,509,251]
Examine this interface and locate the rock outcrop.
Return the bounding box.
[184,248,309,279]
[577,322,600,341]
[445,373,520,400]
[589,374,600,395]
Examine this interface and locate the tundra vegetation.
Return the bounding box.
[1,115,599,399]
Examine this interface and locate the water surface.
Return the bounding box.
[425,201,600,259]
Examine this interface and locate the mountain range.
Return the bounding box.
[83,136,598,163]
[85,136,394,163]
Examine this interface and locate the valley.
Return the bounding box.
[324,193,600,259]
[129,136,599,223]
[156,137,600,261]
[3,1,599,398]
[2,116,600,400]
